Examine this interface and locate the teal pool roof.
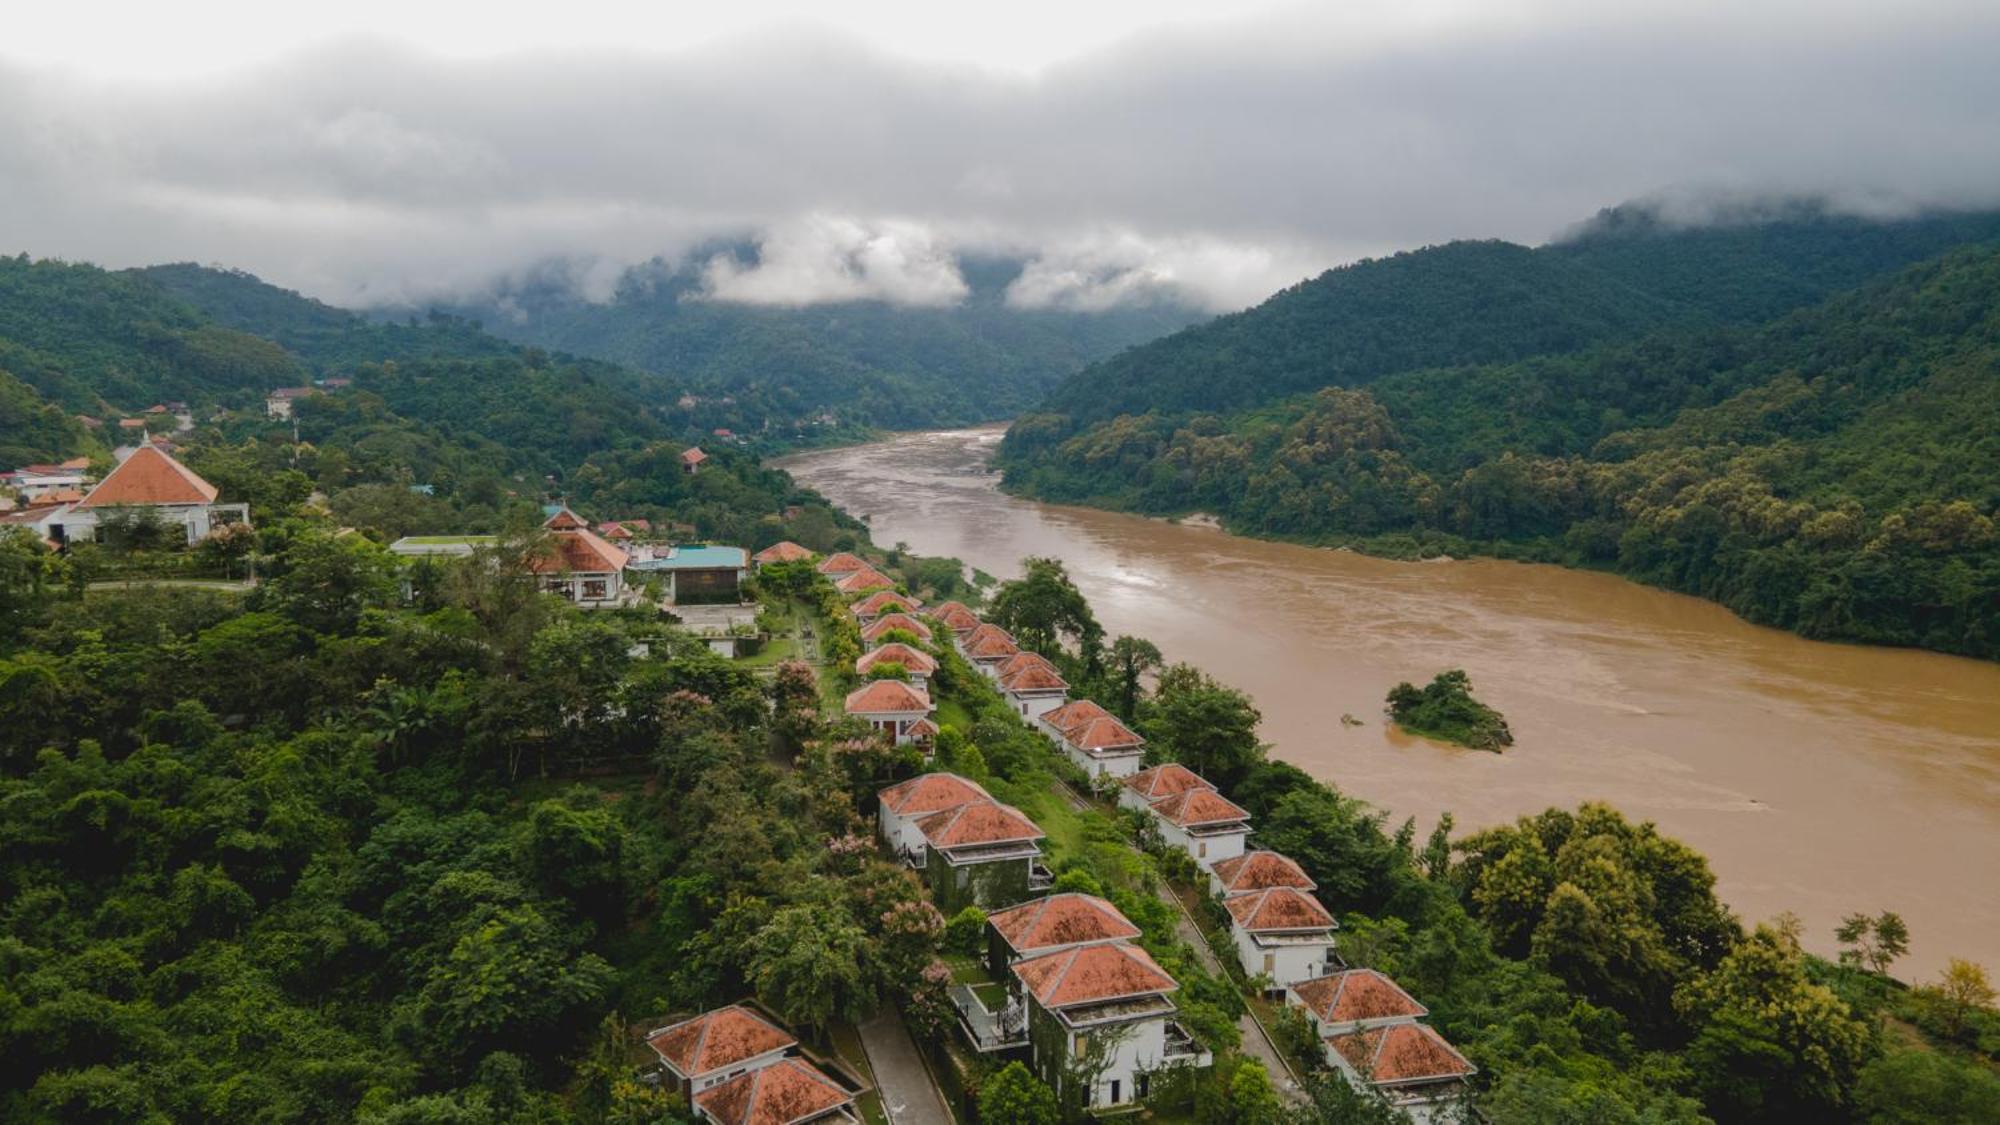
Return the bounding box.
[629,544,748,571]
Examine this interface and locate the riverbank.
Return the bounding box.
[776,425,2000,978]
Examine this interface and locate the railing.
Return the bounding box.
[1162,1020,1208,1062]
[1028,860,1054,891]
[949,984,1027,1052]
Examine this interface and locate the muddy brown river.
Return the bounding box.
[778,425,2000,978]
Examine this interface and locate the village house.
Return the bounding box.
[855,642,937,687]
[59,445,249,547]
[876,772,990,862]
[912,798,1050,913]
[1146,787,1252,869]
[849,589,919,622]
[630,544,749,605]
[1014,942,1211,1110]
[927,600,982,638]
[680,447,707,474]
[958,623,1021,676]
[860,613,933,646]
[2,459,89,500]
[1208,849,1317,898]
[833,566,896,596]
[1223,887,1340,994]
[994,653,1069,723]
[530,507,631,606]
[264,386,319,418]
[645,1004,798,1099]
[952,893,1145,1053]
[816,551,869,576]
[1324,1021,1477,1123]
[1116,763,1215,814]
[842,679,934,746]
[752,540,815,568]
[694,1057,858,1125]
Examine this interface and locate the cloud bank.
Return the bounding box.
[1,3,1997,312]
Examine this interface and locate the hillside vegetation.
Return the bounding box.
[1000,209,2000,659]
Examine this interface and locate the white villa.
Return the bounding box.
[996,653,1068,723]
[842,679,934,746]
[645,1005,858,1125]
[1014,942,1211,1111]
[1223,887,1340,994]
[1146,787,1252,869]
[876,772,991,863]
[1117,763,1215,814]
[56,446,248,547]
[958,623,1020,676]
[1287,970,1476,1124]
[855,642,937,687]
[1208,850,1317,898]
[531,506,632,606]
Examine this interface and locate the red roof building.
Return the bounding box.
[860,613,933,645]
[680,447,708,473]
[1289,970,1426,1031]
[1012,942,1177,1010]
[1210,850,1316,896]
[753,541,815,566]
[1041,698,1113,737]
[850,590,919,620]
[856,643,938,681]
[528,506,631,606]
[1118,763,1214,809]
[76,446,217,508]
[816,552,869,575]
[927,601,982,635]
[1325,1022,1476,1092]
[960,624,1019,666]
[647,1005,798,1095]
[1226,887,1335,933]
[692,1056,856,1125]
[987,893,1141,963]
[834,567,896,595]
[843,679,932,746]
[877,771,990,861]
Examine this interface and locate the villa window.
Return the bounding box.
[583,578,608,600]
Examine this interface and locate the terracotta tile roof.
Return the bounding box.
[1121,763,1214,804]
[1066,716,1143,753]
[1042,699,1114,736]
[681,447,708,466]
[1211,851,1317,895]
[528,525,630,574]
[601,524,634,540]
[1327,1022,1475,1086]
[878,772,989,816]
[1013,942,1177,1008]
[1291,970,1426,1026]
[1001,663,1068,694]
[850,590,918,618]
[905,718,939,739]
[646,1005,797,1077]
[76,446,218,507]
[835,568,896,594]
[118,418,146,429]
[694,1057,853,1125]
[996,652,1059,679]
[916,798,1044,849]
[929,602,983,633]
[1151,787,1251,829]
[817,552,870,575]
[988,894,1141,954]
[753,542,812,567]
[961,625,1019,660]
[861,614,933,644]
[856,643,937,677]
[544,506,589,530]
[843,679,931,715]
[1225,887,1335,932]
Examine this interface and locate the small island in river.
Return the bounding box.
[1387,669,1514,751]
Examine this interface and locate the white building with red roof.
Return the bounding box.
[1012,942,1211,1109]
[815,551,869,575]
[1146,787,1252,869]
[833,567,896,596]
[855,642,937,686]
[927,601,982,637]
[1324,1022,1476,1123]
[913,798,1049,912]
[1039,697,1146,778]
[996,654,1069,724]
[957,623,1020,676]
[645,1004,799,1098]
[1116,763,1215,814]
[1224,886,1340,993]
[859,613,932,646]
[57,445,248,547]
[530,506,632,606]
[752,540,815,568]
[849,589,919,622]
[876,772,990,861]
[842,678,933,746]
[264,386,319,418]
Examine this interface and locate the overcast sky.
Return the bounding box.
[4,0,1999,312]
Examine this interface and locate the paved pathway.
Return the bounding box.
[858,1009,954,1125]
[1050,781,1307,1104]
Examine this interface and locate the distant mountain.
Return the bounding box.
[414,248,1203,433]
[999,206,2000,659]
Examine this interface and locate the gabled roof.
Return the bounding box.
[817,552,870,575]
[856,643,937,677]
[1013,942,1177,1008]
[905,718,939,739]
[988,894,1141,955]
[75,446,218,507]
[680,447,708,465]
[916,798,1044,850]
[647,1005,797,1078]
[996,651,1060,679]
[929,602,982,633]
[1122,763,1214,804]
[878,771,989,816]
[694,1057,853,1125]
[835,568,896,594]
[850,590,918,618]
[1001,663,1068,695]
[1225,887,1335,932]
[1327,1022,1475,1086]
[1151,787,1251,829]
[861,614,933,644]
[843,679,931,715]
[1212,851,1317,895]
[1042,699,1114,736]
[601,524,635,540]
[530,524,631,574]
[543,506,589,530]
[1291,970,1427,1027]
[1066,716,1143,753]
[961,625,1019,660]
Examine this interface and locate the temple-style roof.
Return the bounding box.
[916,799,1044,850]
[694,1057,853,1125]
[878,772,989,817]
[856,643,938,678]
[1151,788,1251,829]
[1224,887,1336,932]
[75,446,218,508]
[1211,851,1317,895]
[1121,763,1214,804]
[753,541,815,564]
[843,679,931,716]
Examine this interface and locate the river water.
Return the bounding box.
[777,425,2000,977]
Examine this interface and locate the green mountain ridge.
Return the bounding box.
[1000,209,2000,659]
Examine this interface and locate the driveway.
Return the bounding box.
[858,1009,954,1125]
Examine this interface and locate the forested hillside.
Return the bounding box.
[1001,209,2000,659]
[419,250,1200,433]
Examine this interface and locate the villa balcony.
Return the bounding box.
[1162,1020,1212,1067]
[1028,860,1055,892]
[949,982,1027,1052]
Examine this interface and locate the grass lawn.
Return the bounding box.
[1003,783,1093,864]
[935,695,976,731]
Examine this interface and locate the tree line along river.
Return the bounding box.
[777,425,2000,979]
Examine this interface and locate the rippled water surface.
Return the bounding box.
[779,426,2000,976]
